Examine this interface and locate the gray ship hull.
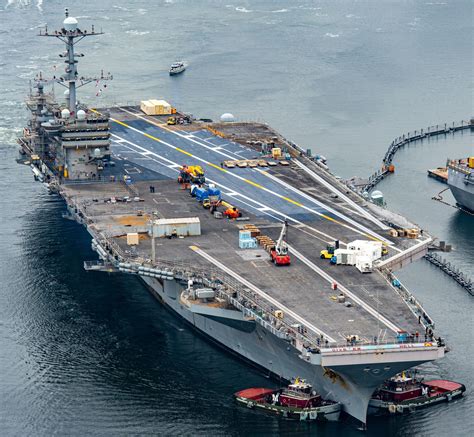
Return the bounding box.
[140,276,441,425]
[447,166,474,211]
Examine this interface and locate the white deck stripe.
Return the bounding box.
[190,245,336,342]
[113,134,402,334]
[117,107,391,243]
[294,160,389,230]
[287,244,401,333]
[113,114,388,242]
[112,133,339,243]
[260,170,392,244]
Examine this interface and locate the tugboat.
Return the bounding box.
[234,378,341,421]
[169,61,186,75]
[369,371,466,415]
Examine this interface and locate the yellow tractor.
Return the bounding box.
[320,241,339,259]
[167,116,177,125]
[320,249,334,259]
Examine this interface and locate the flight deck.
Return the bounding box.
[60,106,435,348]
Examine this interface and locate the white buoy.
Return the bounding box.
[220,113,235,122]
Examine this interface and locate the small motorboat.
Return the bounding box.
[169,61,186,75]
[369,371,466,415]
[234,378,341,421]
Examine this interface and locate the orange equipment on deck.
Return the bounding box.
[223,207,241,219]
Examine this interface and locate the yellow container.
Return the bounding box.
[271,147,281,159]
[468,157,474,168]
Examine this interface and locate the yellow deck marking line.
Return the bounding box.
[102,110,387,241]
[259,169,390,244]
[114,106,392,244]
[113,133,340,245]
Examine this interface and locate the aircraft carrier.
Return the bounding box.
[17,11,448,426]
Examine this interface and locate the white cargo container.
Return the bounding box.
[149,217,201,237]
[126,232,140,246]
[347,240,382,262]
[356,255,373,273]
[140,100,156,115]
[334,248,357,265]
[148,99,172,115]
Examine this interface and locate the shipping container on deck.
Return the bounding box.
[149,217,201,237]
[140,100,156,115]
[148,99,172,115]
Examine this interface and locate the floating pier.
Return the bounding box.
[362,119,473,193]
[424,252,473,296]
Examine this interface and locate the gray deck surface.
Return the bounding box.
[63,107,429,344]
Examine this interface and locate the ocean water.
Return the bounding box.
[0,0,472,435]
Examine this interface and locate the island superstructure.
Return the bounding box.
[17,11,448,426]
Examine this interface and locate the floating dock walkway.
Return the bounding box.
[424,253,473,296]
[362,119,473,193]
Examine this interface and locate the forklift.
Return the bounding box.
[320,240,339,259]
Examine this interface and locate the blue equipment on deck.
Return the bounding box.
[192,187,209,202]
[191,185,222,204]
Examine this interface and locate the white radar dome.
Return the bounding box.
[371,190,383,199]
[61,108,70,119]
[64,16,78,31]
[64,89,70,96]
[77,109,86,120]
[94,148,102,157]
[220,113,235,122]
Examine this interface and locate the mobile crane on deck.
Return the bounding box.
[270,220,291,266]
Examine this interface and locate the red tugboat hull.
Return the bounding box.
[234,387,341,422]
[369,379,466,415]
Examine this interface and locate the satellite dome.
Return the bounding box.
[220,113,235,122]
[77,109,86,120]
[64,89,70,96]
[370,190,384,206]
[94,148,102,157]
[61,108,70,119]
[64,16,78,31]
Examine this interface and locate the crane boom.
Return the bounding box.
[275,220,289,255]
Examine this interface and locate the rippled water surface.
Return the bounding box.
[0,1,472,435]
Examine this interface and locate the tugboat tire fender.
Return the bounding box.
[396,405,404,413]
[388,404,397,414]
